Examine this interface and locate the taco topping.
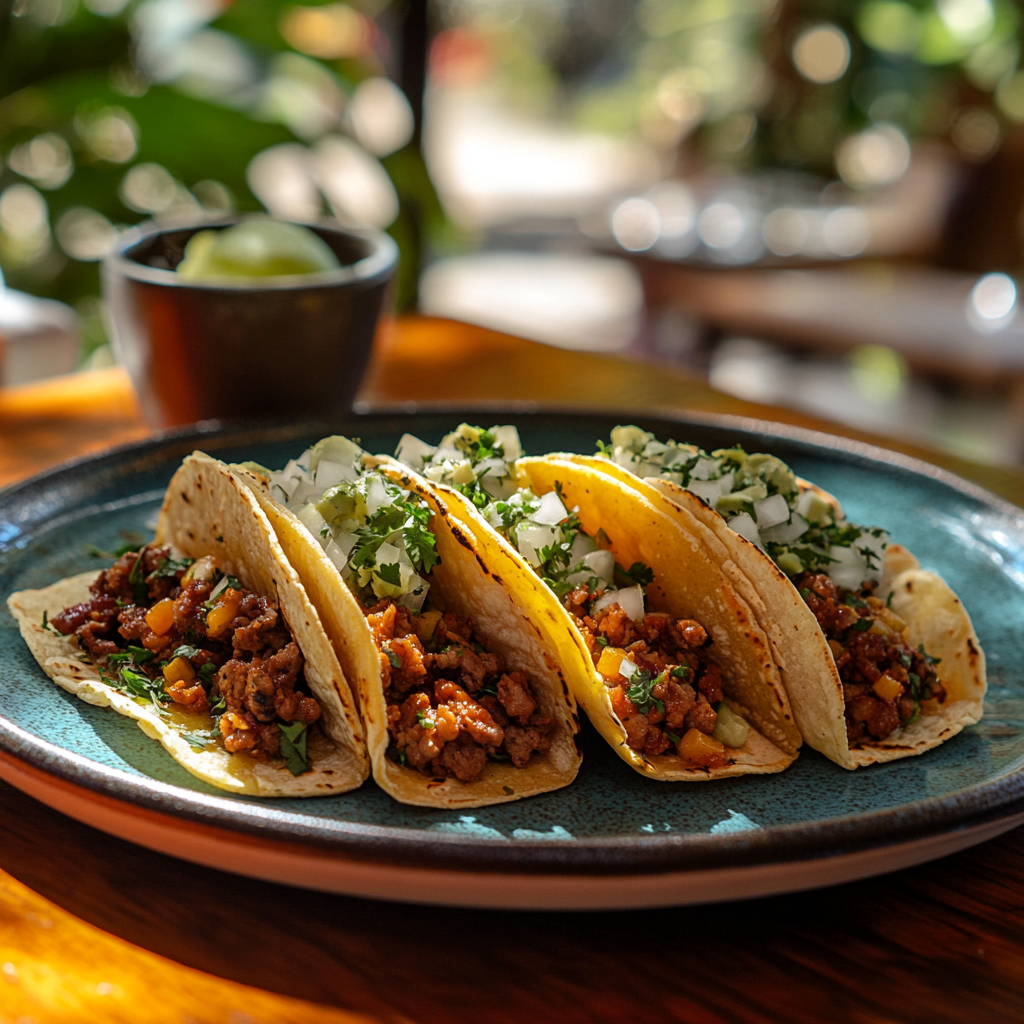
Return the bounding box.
[796,573,945,744]
[50,544,321,771]
[601,425,888,586]
[368,599,552,780]
[603,425,949,739]
[395,423,752,767]
[265,437,552,781]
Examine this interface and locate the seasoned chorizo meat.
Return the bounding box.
[795,573,944,745]
[563,586,733,769]
[52,545,321,766]
[369,599,552,781]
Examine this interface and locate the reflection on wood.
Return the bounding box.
[0,865,389,1024]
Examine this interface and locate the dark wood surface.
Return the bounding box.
[3,315,1024,1023]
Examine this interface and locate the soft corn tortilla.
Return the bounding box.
[8,453,368,797]
[428,456,800,780]
[234,458,581,809]
[565,453,985,769]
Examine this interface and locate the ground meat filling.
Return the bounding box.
[795,572,945,745]
[371,600,552,781]
[563,586,729,767]
[51,545,321,760]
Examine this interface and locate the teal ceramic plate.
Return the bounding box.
[2,410,1023,910]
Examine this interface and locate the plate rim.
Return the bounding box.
[2,404,1022,878]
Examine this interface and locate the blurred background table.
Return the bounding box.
[3,315,1024,1023]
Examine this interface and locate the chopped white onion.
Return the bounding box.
[491,425,522,461]
[296,502,328,542]
[760,513,809,545]
[688,479,722,506]
[364,473,392,516]
[311,437,360,472]
[616,656,639,679]
[592,583,645,622]
[583,549,615,582]
[208,574,230,601]
[324,536,353,572]
[826,545,868,589]
[395,433,436,470]
[754,493,790,529]
[690,456,719,481]
[855,530,888,583]
[315,459,353,491]
[515,523,559,566]
[530,490,569,526]
[728,512,762,548]
[718,472,734,494]
[795,489,817,518]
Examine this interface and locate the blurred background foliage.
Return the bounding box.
[0,0,445,362]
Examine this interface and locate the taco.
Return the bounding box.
[234,436,581,808]
[7,453,368,797]
[583,426,986,768]
[394,425,802,780]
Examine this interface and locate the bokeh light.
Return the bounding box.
[55,208,118,261]
[968,272,1017,330]
[857,1,922,55]
[279,4,370,60]
[951,108,1001,160]
[996,71,1024,122]
[119,163,177,213]
[0,183,50,264]
[8,133,73,190]
[792,25,851,84]
[75,107,138,163]
[836,124,911,189]
[349,78,415,157]
[610,197,660,252]
[936,0,994,46]
[850,345,908,403]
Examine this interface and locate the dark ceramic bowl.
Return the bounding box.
[102,219,397,428]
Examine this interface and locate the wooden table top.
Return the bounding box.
[3,314,1024,1024]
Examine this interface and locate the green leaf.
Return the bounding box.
[415,709,435,729]
[849,617,873,632]
[670,665,691,680]
[127,549,148,604]
[278,721,310,776]
[616,561,655,589]
[147,555,193,580]
[172,645,201,660]
[384,645,403,669]
[375,562,402,587]
[625,670,662,715]
[180,730,213,752]
[918,643,942,666]
[40,610,61,635]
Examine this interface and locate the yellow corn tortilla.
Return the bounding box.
[423,455,800,780]
[234,458,582,808]
[565,453,985,768]
[8,453,369,797]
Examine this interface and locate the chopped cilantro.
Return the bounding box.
[595,439,612,456]
[477,682,498,697]
[886,590,894,607]
[596,636,609,647]
[384,645,403,669]
[670,665,691,680]
[198,661,218,684]
[172,645,201,660]
[800,588,812,599]
[40,610,61,635]
[625,670,664,716]
[180,730,212,752]
[616,561,655,589]
[908,671,921,701]
[849,617,873,632]
[108,646,155,666]
[147,555,193,580]
[415,709,435,729]
[207,689,225,713]
[843,592,867,608]
[375,562,402,587]
[127,550,148,604]
[278,721,310,776]
[918,644,941,666]
[667,732,682,745]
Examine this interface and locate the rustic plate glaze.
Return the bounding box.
[2,410,1023,910]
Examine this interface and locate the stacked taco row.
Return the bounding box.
[8,422,986,806]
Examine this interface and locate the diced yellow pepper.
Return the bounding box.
[827,638,844,659]
[206,589,242,637]
[412,608,443,643]
[596,645,631,680]
[677,728,728,767]
[163,656,195,685]
[873,673,904,701]
[145,597,175,636]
